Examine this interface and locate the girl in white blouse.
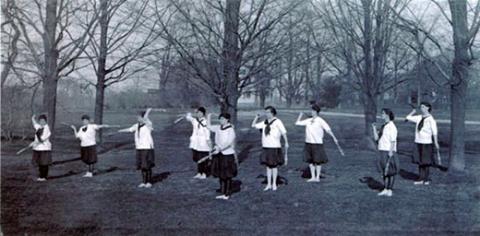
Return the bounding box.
[31,115,52,181]
[295,104,341,183]
[119,108,155,188]
[207,113,238,200]
[372,108,398,197]
[406,102,440,185]
[252,106,289,192]
[183,107,212,179]
[70,115,114,178]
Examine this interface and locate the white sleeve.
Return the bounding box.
[295,119,309,126]
[406,115,421,123]
[127,124,137,133]
[41,126,51,141]
[277,120,287,134]
[320,119,332,132]
[210,125,220,133]
[430,118,438,136]
[254,122,264,129]
[92,124,100,130]
[388,125,397,142]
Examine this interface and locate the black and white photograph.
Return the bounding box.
[1,0,480,235]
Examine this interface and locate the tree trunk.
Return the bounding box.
[43,0,59,133]
[362,92,377,137]
[222,0,241,124]
[94,0,109,143]
[448,0,469,172]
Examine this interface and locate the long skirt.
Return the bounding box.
[80,145,98,164]
[32,150,52,166]
[260,148,284,168]
[412,143,434,167]
[136,149,155,170]
[376,151,399,177]
[211,154,237,179]
[304,143,328,165]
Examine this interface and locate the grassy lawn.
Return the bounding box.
[1,109,479,235]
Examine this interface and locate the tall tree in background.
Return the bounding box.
[83,0,159,141]
[395,0,480,172]
[320,0,411,138]
[12,0,97,133]
[156,0,298,123]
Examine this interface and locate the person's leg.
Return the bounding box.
[415,166,424,184]
[147,169,152,184]
[424,167,430,184]
[264,167,272,190]
[389,176,396,190]
[378,176,388,195]
[217,178,226,198]
[272,167,278,191]
[225,178,232,197]
[142,170,147,183]
[315,165,322,181]
[308,164,315,182]
[39,165,48,179]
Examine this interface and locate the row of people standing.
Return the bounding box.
[27,102,440,200]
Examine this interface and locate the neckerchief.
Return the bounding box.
[196,117,206,129]
[418,116,429,132]
[137,123,145,138]
[82,126,88,132]
[264,118,277,136]
[221,124,232,130]
[35,128,44,143]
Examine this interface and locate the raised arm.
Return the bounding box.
[70,125,79,138]
[251,114,260,128]
[405,109,417,122]
[295,112,305,125]
[206,113,214,131]
[144,108,152,119]
[31,115,38,127]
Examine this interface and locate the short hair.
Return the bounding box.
[81,115,90,121]
[381,108,395,121]
[139,110,146,117]
[197,107,206,115]
[420,102,432,112]
[219,113,231,122]
[38,114,47,121]
[311,104,321,113]
[264,106,277,116]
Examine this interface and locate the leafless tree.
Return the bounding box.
[11,0,98,134]
[155,0,299,123]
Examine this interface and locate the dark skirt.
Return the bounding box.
[32,150,52,166]
[260,148,284,168]
[412,144,434,166]
[304,143,328,165]
[377,151,399,177]
[136,149,155,170]
[211,154,237,179]
[80,145,98,164]
[192,149,210,162]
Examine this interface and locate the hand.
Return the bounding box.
[388,151,393,157]
[70,125,76,130]
[284,143,289,150]
[284,156,288,166]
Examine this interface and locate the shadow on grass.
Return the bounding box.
[359,176,384,191]
[237,144,254,164]
[151,172,171,184]
[257,174,288,185]
[48,170,78,180]
[399,169,419,181]
[95,167,120,176]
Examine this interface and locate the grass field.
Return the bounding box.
[1,109,479,235]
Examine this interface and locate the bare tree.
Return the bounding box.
[319,0,412,138]
[155,0,299,123]
[12,0,97,133]
[1,0,21,89]
[395,0,480,172]
[82,0,159,141]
